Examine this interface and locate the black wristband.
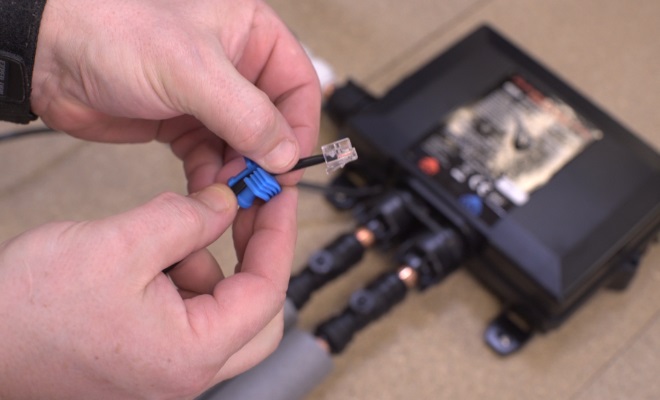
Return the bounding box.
[0,0,48,124]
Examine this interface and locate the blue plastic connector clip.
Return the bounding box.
[228,158,282,208]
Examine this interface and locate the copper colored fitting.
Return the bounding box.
[355,226,376,248]
[397,266,419,289]
[315,337,331,354]
[322,84,336,100]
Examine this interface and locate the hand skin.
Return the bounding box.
[0,0,321,398]
[0,186,298,399]
[31,0,320,190]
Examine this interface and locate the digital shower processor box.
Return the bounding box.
[327,25,660,354]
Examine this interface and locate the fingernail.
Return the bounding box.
[264,139,298,171]
[193,184,236,213]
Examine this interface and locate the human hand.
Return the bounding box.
[20,1,317,396]
[32,0,321,190]
[0,184,297,399]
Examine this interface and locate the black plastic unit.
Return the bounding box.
[326,26,660,354]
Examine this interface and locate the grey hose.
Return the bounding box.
[283,297,298,333]
[197,328,333,400]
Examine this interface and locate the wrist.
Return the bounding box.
[0,0,49,123]
[31,0,70,117]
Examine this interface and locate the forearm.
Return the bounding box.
[0,0,48,123]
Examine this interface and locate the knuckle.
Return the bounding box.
[154,191,204,229]
[231,97,278,152]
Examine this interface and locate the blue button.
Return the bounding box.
[459,194,484,216]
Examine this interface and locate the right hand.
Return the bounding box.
[32,0,321,191]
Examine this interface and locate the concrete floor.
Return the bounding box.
[1,0,658,399]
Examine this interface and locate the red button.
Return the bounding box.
[418,156,441,176]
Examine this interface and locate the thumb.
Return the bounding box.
[98,184,237,281]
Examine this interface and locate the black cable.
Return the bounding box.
[0,126,57,142]
[3,130,366,200]
[0,130,329,179]
[287,155,326,172]
[231,155,328,195]
[297,181,384,199]
[3,128,370,206]
[5,127,356,203]
[0,129,327,176]
[230,180,248,195]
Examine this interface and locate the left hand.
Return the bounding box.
[0,185,298,399]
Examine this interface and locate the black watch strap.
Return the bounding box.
[0,0,48,124]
